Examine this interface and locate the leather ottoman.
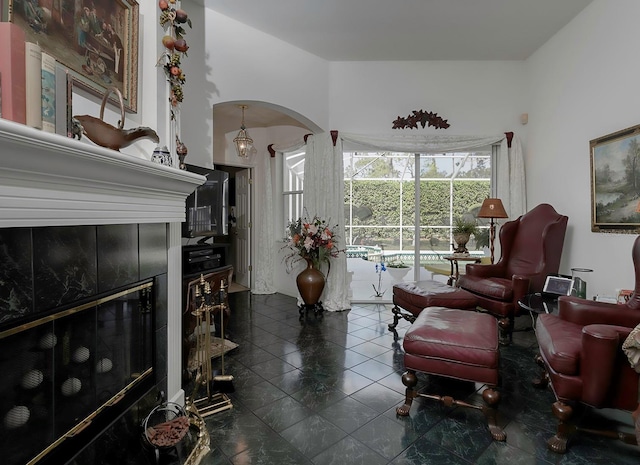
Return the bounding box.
[389,280,477,331]
[396,306,505,441]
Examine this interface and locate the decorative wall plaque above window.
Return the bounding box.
[392,109,450,130]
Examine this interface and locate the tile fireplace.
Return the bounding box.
[0,120,204,464]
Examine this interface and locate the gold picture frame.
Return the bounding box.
[5,0,139,113]
[590,124,640,233]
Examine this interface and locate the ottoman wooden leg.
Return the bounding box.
[396,370,418,416]
[388,305,402,330]
[482,387,506,441]
[388,304,416,331]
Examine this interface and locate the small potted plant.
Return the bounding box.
[386,258,411,281]
[452,216,478,255]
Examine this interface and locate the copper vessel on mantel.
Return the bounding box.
[74,87,159,151]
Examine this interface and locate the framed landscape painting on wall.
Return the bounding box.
[4,0,139,113]
[590,124,640,233]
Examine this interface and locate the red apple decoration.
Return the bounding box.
[159,0,169,11]
[175,9,188,23]
[174,38,189,53]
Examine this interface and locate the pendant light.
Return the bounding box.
[233,105,253,158]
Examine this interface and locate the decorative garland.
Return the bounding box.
[159,0,191,120]
[392,110,450,130]
[158,0,191,168]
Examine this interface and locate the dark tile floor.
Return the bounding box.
[195,292,640,465]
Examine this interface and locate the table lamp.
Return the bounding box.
[477,198,508,264]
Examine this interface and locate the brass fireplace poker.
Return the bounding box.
[187,275,233,417]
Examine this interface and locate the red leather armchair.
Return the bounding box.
[457,203,568,342]
[534,236,640,453]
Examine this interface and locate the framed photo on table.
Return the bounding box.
[4,0,139,113]
[590,124,640,233]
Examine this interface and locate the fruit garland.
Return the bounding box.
[158,0,191,121]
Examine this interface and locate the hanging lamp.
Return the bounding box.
[233,105,253,158]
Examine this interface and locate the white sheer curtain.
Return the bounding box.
[341,132,526,218]
[496,135,526,219]
[263,131,525,307]
[341,133,505,153]
[303,134,350,311]
[251,149,276,294]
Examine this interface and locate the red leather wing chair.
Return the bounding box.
[457,203,568,342]
[534,235,640,453]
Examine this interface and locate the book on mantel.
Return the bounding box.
[41,51,56,133]
[0,23,26,125]
[25,41,42,129]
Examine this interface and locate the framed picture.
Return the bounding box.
[590,124,640,233]
[5,0,138,113]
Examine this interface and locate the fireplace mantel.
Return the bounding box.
[0,119,205,228]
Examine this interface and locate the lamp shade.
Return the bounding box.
[477,198,508,219]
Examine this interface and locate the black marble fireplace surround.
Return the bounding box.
[0,223,169,465]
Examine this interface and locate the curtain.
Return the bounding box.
[341,131,526,218]
[341,133,505,153]
[266,131,526,308]
[251,148,276,294]
[496,135,526,219]
[303,134,350,311]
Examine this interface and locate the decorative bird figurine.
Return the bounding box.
[73,114,159,151]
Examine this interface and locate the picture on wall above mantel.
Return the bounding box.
[590,123,640,233]
[3,0,139,113]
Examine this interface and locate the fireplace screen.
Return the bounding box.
[0,280,154,465]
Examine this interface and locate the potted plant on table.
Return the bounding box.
[452,216,478,255]
[386,258,412,281]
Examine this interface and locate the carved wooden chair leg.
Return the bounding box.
[531,354,549,388]
[481,387,506,441]
[548,400,573,454]
[498,317,513,345]
[396,370,418,416]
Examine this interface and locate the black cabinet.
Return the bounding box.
[182,243,229,280]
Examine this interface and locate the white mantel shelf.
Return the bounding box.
[0,119,205,228]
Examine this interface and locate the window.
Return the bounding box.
[282,147,494,258]
[282,148,305,227]
[344,150,492,257]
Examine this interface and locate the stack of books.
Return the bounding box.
[0,22,72,136]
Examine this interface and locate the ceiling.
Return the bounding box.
[202,0,593,61]
[207,0,593,133]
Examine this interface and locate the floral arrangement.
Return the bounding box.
[158,0,192,121]
[372,262,387,297]
[283,214,344,271]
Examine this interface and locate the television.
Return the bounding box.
[182,167,229,238]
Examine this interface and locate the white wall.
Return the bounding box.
[191,1,640,299]
[527,0,640,297]
[329,61,528,137]
[179,2,331,168]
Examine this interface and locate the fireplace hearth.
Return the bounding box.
[1,281,155,465]
[0,119,205,464]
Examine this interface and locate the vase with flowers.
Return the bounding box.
[283,213,344,314]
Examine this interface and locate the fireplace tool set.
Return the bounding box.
[187,275,234,417]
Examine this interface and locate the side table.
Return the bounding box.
[443,255,481,285]
[518,293,559,329]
